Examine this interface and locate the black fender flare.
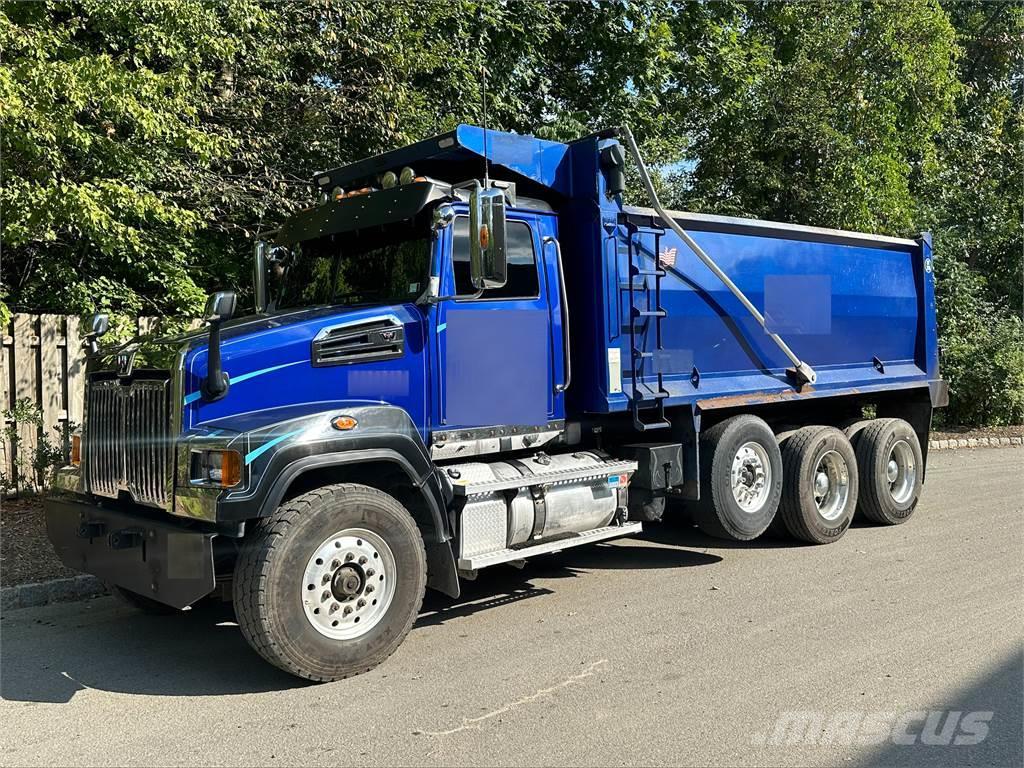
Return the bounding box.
[260,448,448,540]
[254,449,460,599]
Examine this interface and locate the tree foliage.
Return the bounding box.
[1,0,1020,424]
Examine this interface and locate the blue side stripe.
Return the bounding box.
[244,429,303,465]
[183,360,306,406]
[231,360,305,385]
[436,322,447,333]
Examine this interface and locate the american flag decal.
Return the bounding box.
[659,247,678,269]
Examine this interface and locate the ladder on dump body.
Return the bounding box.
[625,222,671,431]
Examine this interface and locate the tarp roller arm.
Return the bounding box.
[619,126,817,386]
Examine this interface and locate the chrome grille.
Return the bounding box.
[85,378,172,508]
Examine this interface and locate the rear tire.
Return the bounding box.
[854,418,923,525]
[233,483,426,682]
[695,415,783,540]
[778,426,858,544]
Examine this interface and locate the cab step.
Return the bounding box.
[457,522,643,571]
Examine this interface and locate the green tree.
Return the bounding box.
[664,0,962,234]
[0,0,261,323]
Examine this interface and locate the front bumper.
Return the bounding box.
[44,496,217,609]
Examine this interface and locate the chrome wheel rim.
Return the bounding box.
[731,441,771,513]
[887,440,916,504]
[301,528,396,640]
[813,450,851,521]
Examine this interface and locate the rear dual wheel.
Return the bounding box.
[695,415,783,540]
[849,418,923,525]
[778,427,858,544]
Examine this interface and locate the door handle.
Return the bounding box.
[543,235,571,393]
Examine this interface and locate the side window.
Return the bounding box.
[452,217,540,299]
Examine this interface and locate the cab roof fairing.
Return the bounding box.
[311,125,577,200]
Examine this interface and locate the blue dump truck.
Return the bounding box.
[45,125,946,681]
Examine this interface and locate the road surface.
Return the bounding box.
[2,447,1021,767]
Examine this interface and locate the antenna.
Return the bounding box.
[481,63,490,188]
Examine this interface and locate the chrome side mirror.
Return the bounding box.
[468,182,508,290]
[204,290,237,323]
[253,240,268,313]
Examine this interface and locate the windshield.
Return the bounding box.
[269,223,433,311]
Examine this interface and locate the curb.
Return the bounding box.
[1,575,107,612]
[928,436,1023,451]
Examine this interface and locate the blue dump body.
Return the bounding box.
[574,207,938,414]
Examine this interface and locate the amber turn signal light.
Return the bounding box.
[70,434,82,466]
[331,415,358,431]
[191,449,242,488]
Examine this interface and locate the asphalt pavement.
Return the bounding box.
[1,447,1021,767]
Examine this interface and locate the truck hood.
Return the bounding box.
[89,305,385,375]
[178,303,429,434]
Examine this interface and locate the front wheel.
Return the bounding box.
[233,484,426,682]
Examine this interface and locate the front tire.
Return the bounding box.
[695,415,783,540]
[233,483,426,682]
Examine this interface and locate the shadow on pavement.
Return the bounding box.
[857,648,1023,768]
[0,599,306,703]
[1,535,719,703]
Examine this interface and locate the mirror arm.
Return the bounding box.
[201,319,229,401]
[544,235,571,393]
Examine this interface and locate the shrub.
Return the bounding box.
[935,256,1024,426]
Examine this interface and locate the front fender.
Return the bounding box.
[211,404,450,542]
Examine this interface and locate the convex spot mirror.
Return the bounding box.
[83,312,110,354]
[468,183,507,290]
[205,290,237,323]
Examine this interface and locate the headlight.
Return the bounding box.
[190,449,242,488]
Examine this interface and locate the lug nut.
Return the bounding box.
[329,603,339,614]
[343,606,353,617]
[357,598,366,609]
[358,556,367,565]
[331,559,341,570]
[345,552,354,562]
[366,568,375,577]
[322,573,331,585]
[365,585,375,594]
[321,590,331,602]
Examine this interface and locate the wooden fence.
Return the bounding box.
[0,313,161,494]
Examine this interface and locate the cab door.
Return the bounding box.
[434,211,564,431]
